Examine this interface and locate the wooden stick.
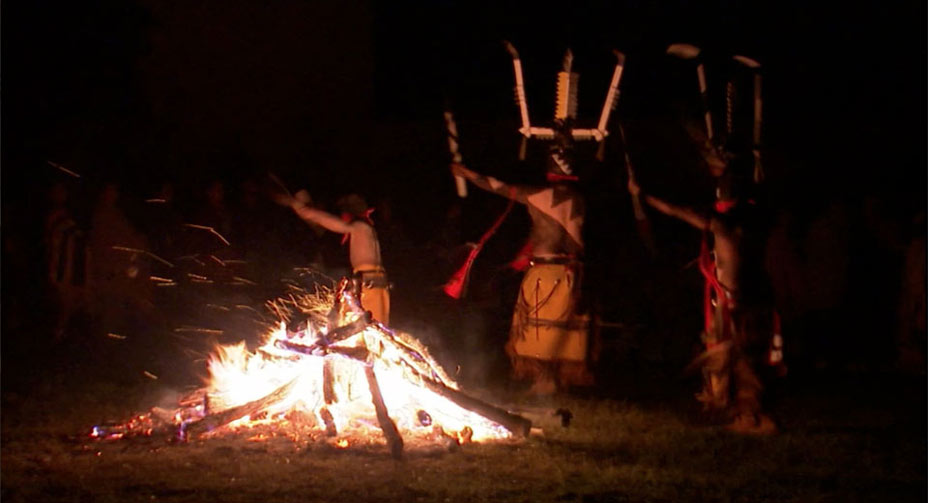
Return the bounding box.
[185,379,297,438]
[420,379,532,438]
[323,359,337,405]
[364,365,404,459]
[319,407,337,437]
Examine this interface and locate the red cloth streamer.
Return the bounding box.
[714,198,756,214]
[443,190,516,299]
[698,231,731,346]
[714,200,737,214]
[507,238,534,272]
[546,172,579,183]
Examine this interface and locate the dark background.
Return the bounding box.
[3,0,924,200]
[1,0,925,382]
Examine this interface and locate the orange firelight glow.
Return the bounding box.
[91,281,524,452]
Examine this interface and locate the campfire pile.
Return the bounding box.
[91,278,531,458]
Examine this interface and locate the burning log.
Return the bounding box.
[272,314,532,438]
[273,315,371,356]
[184,379,297,439]
[364,365,404,459]
[419,378,532,438]
[275,329,532,438]
[319,407,337,437]
[323,359,337,405]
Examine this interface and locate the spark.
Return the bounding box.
[107,333,127,340]
[209,255,226,267]
[149,276,174,283]
[174,327,224,335]
[206,304,231,312]
[178,255,207,267]
[156,282,178,287]
[184,224,231,246]
[143,371,159,380]
[187,273,208,281]
[268,171,293,197]
[111,246,174,268]
[181,348,208,359]
[145,199,167,204]
[48,161,80,178]
[232,276,257,286]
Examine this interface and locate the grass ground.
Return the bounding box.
[2,268,924,503]
[2,332,924,503]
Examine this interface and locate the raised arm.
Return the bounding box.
[451,163,527,204]
[272,189,355,234]
[292,203,354,234]
[628,177,708,230]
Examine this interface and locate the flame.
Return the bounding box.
[203,318,511,443]
[92,282,519,450]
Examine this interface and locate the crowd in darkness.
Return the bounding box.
[3,165,494,366]
[1,152,925,393]
[3,172,392,362]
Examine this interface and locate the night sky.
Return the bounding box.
[3,0,924,196]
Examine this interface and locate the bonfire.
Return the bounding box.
[90,278,531,458]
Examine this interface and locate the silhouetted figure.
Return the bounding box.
[190,179,235,258]
[896,211,926,374]
[629,156,779,435]
[143,181,185,262]
[88,182,152,334]
[43,182,90,340]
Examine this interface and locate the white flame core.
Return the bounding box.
[205,320,511,443]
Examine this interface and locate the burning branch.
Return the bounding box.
[184,379,298,439]
[364,365,404,459]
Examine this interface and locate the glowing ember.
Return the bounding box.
[91,278,530,456]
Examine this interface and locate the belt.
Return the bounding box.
[353,268,389,289]
[530,256,579,266]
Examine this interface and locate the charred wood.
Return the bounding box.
[319,407,337,437]
[422,380,532,438]
[184,379,297,439]
[323,359,336,405]
[364,365,404,459]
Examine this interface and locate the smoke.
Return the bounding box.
[393,305,504,391]
[135,386,187,415]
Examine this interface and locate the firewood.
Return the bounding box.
[421,379,532,438]
[273,316,370,355]
[364,365,404,459]
[323,359,336,405]
[184,379,297,439]
[319,407,337,437]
